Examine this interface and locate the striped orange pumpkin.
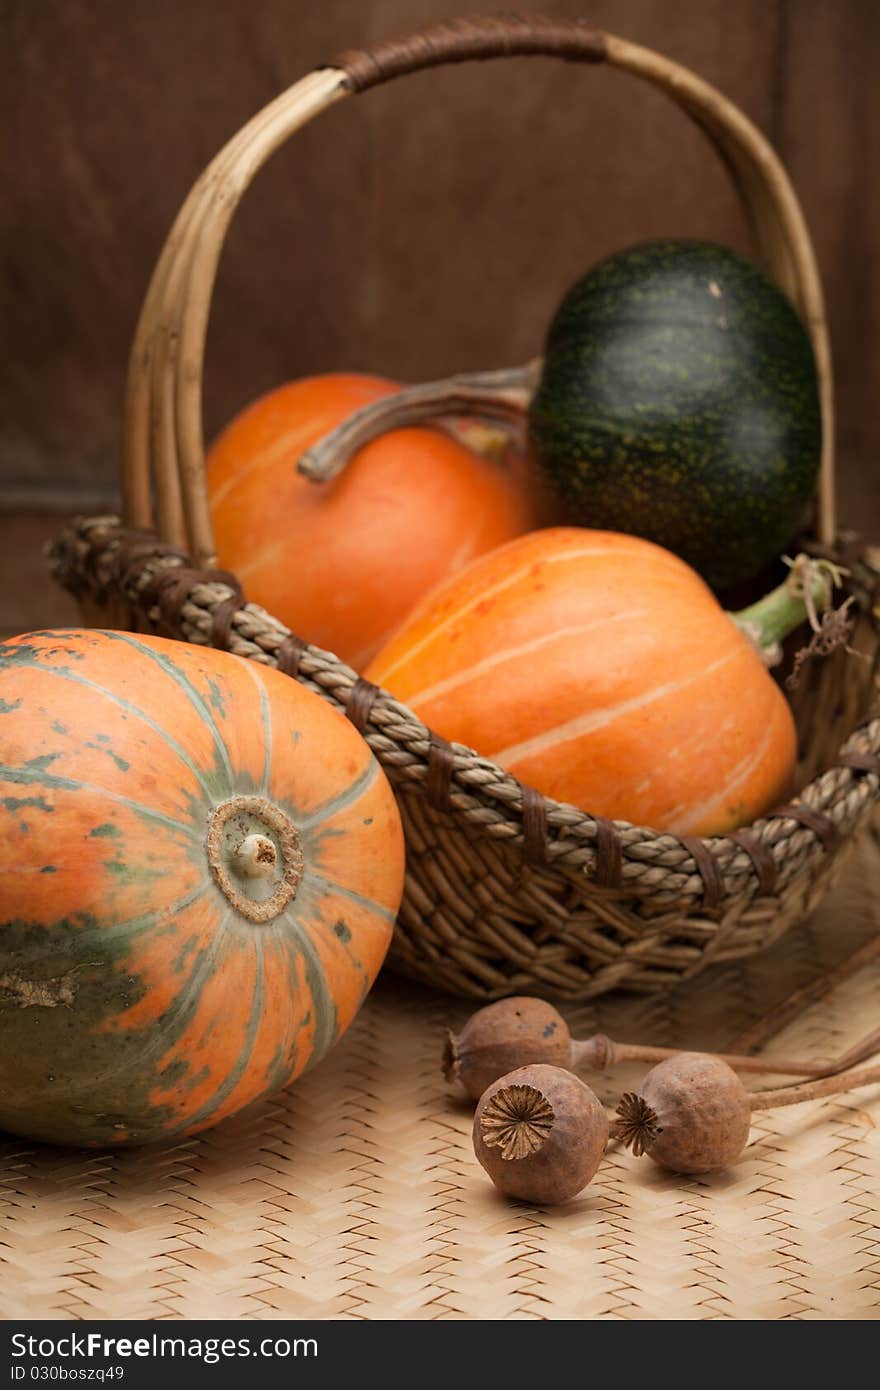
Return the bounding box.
[206,373,538,671]
[366,528,797,836]
[0,629,404,1147]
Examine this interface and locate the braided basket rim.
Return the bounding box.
[48,517,880,921]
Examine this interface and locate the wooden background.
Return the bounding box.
[2,0,878,537]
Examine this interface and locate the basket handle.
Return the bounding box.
[333,14,608,88]
[123,14,835,564]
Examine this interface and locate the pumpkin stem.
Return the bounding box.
[235,833,278,880]
[297,361,541,482]
[206,796,303,924]
[731,554,844,660]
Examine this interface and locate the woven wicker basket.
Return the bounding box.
[49,15,880,1001]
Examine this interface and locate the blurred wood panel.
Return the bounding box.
[0,515,79,640]
[2,0,878,531]
[775,0,880,529]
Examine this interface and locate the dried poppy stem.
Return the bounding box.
[572,1039,823,1078]
[592,1019,880,1090]
[572,1034,823,1078]
[727,934,880,1054]
[750,1059,880,1111]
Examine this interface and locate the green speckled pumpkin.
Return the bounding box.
[0,629,404,1147]
[529,240,822,590]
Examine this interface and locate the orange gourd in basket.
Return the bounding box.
[0,629,404,1146]
[206,373,536,670]
[366,528,798,836]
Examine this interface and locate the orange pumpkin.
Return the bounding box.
[206,373,537,671]
[366,528,797,836]
[0,629,404,1146]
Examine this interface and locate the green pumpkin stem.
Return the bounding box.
[731,555,847,662]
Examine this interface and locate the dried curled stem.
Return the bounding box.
[786,597,857,688]
[782,553,858,690]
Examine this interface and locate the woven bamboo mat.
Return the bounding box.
[2,829,879,1322]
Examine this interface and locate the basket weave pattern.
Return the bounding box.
[50,16,880,1000]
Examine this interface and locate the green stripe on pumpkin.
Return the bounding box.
[0,656,222,804]
[299,756,379,831]
[101,632,236,789]
[82,918,229,1101]
[0,762,199,840]
[302,870,397,926]
[163,929,267,1136]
